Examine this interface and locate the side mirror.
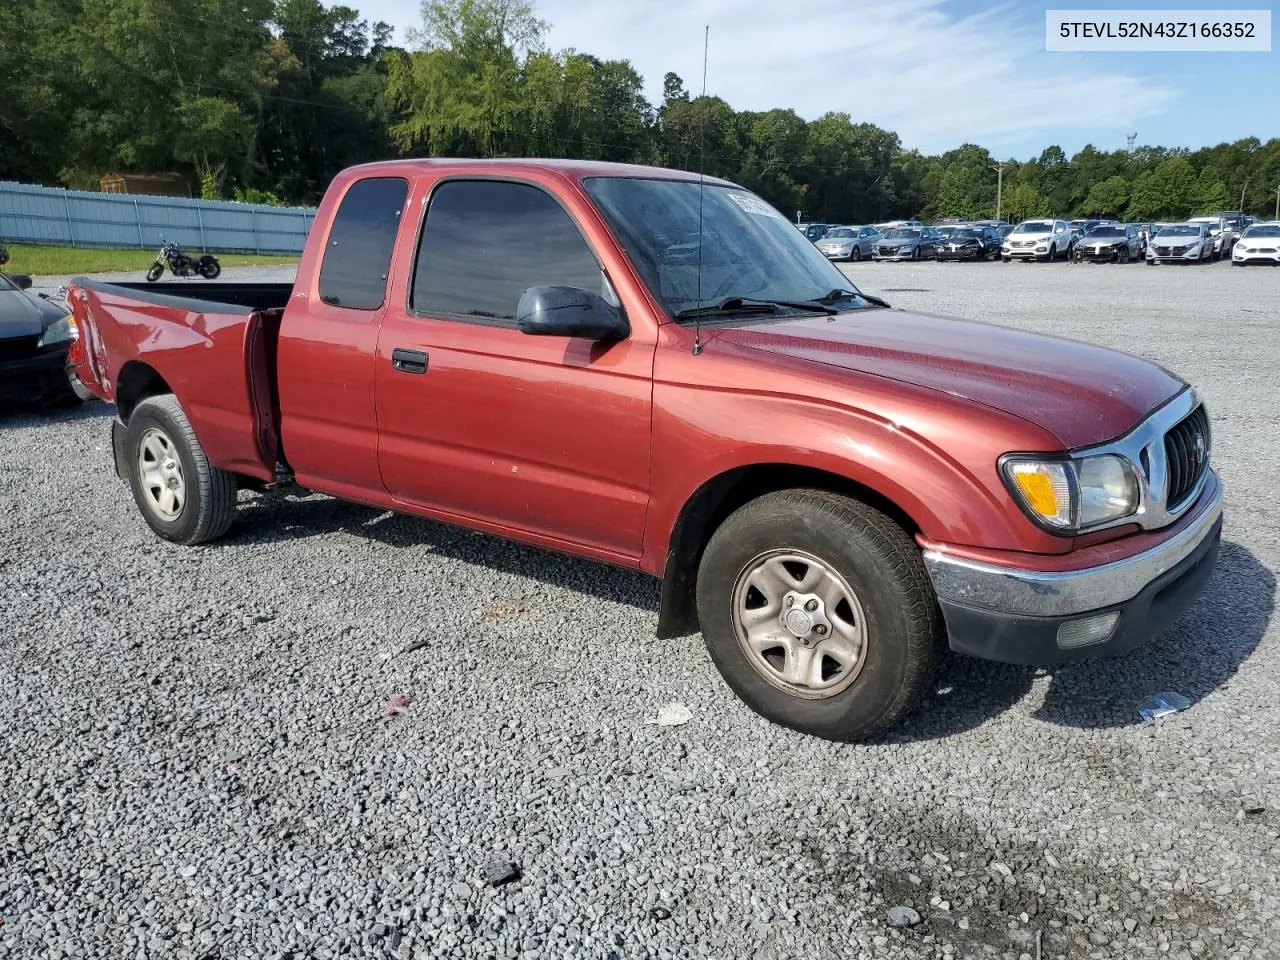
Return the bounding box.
[10,274,33,290]
[516,285,628,341]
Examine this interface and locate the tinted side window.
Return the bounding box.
[318,177,407,310]
[413,180,605,323]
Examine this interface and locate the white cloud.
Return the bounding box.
[360,0,1177,155]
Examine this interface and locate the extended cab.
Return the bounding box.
[66,159,1223,741]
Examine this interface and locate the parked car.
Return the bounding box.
[933,217,969,226]
[1187,216,1233,259]
[1068,219,1100,242]
[1127,222,1155,252]
[935,226,1002,261]
[1074,223,1143,263]
[0,244,8,267]
[1146,222,1214,264]
[796,222,832,242]
[815,225,879,261]
[1230,222,1280,266]
[66,158,1223,743]
[872,226,943,261]
[0,272,83,405]
[1002,219,1074,261]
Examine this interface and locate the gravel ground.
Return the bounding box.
[3,259,1279,960]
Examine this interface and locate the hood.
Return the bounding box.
[1008,230,1054,241]
[1083,234,1125,245]
[1152,233,1201,247]
[877,236,918,248]
[817,237,855,247]
[715,308,1183,449]
[0,289,58,339]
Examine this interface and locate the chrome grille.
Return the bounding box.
[1163,405,1210,508]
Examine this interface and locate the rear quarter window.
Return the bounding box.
[317,177,408,310]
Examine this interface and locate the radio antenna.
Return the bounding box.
[692,24,709,357]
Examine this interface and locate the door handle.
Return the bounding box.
[391,348,428,374]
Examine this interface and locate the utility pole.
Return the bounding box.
[1275,182,1279,220]
[1126,132,1138,152]
[1240,177,1248,211]
[990,161,1005,222]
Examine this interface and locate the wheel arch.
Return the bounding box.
[654,463,923,640]
[116,361,174,422]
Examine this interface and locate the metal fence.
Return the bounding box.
[0,181,316,254]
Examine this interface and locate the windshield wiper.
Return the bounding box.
[673,296,837,320]
[816,287,892,310]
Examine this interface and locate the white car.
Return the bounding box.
[1001,219,1075,262]
[1187,216,1234,259]
[1231,222,1280,266]
[1146,222,1214,264]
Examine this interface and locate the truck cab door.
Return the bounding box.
[373,176,656,564]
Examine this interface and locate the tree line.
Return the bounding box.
[3,0,1278,223]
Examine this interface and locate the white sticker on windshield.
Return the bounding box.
[727,192,785,219]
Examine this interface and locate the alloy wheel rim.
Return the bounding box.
[137,427,186,521]
[731,549,869,700]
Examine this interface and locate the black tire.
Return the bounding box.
[850,247,861,262]
[199,257,222,279]
[124,394,237,545]
[911,247,920,261]
[1002,255,1011,263]
[145,264,164,282]
[1119,248,1129,264]
[695,489,943,742]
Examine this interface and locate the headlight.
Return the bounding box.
[1001,454,1139,533]
[37,314,78,349]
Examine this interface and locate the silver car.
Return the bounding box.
[815,225,880,262]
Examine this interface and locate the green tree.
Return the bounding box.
[1005,182,1047,223]
[1082,175,1129,217]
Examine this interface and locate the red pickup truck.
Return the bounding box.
[66,159,1222,741]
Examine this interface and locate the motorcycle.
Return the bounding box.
[145,238,221,282]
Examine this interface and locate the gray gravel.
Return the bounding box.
[3,260,1279,959]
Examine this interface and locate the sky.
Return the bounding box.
[354,0,1278,159]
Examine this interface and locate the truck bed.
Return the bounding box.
[69,278,289,482]
[73,280,294,313]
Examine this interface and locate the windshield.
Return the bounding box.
[1159,225,1200,237]
[583,178,866,317]
[823,228,856,239]
[947,229,980,240]
[1014,221,1053,233]
[1084,227,1125,238]
[883,228,919,239]
[1242,225,1280,238]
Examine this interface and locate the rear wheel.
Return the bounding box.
[125,395,237,545]
[695,490,943,742]
[199,257,222,279]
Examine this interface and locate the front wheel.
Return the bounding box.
[695,490,943,742]
[1119,248,1130,264]
[125,395,237,545]
[850,247,861,262]
[145,264,164,282]
[198,257,222,279]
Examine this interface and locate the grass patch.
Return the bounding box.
[1,242,298,277]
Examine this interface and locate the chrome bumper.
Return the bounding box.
[922,476,1223,618]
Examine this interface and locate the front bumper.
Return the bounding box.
[818,248,855,260]
[0,346,72,401]
[1232,249,1280,265]
[1003,245,1049,260]
[923,477,1223,664]
[937,247,984,260]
